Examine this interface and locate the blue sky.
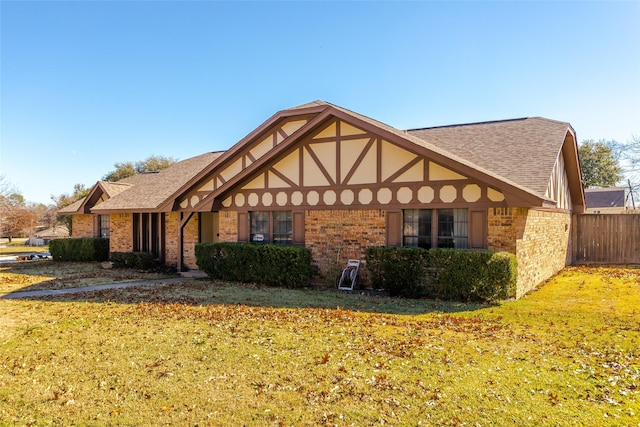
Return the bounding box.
[1,1,639,205]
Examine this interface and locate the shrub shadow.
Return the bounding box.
[3,277,492,316]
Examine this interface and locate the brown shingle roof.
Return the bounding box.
[293,102,565,200]
[57,197,85,214]
[90,152,223,212]
[98,181,134,198]
[63,101,581,214]
[406,117,573,198]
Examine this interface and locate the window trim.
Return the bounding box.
[249,210,294,245]
[402,208,469,249]
[97,214,110,239]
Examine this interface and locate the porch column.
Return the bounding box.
[178,212,194,271]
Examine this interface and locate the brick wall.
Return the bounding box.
[488,208,571,297]
[305,209,386,285]
[110,213,133,253]
[183,214,199,270]
[72,215,93,238]
[218,210,238,242]
[164,212,179,267]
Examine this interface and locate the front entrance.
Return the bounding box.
[199,212,219,243]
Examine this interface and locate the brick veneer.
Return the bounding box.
[304,209,386,284]
[488,207,571,297]
[110,213,133,253]
[218,211,238,242]
[183,214,199,269]
[75,207,571,298]
[164,212,179,267]
[71,214,93,238]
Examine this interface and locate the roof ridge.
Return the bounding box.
[407,116,570,132]
[100,180,133,186]
[406,117,530,132]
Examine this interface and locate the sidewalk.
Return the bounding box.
[0,277,191,300]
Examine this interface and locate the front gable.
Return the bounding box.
[181,115,511,212]
[175,113,322,211]
[74,181,131,214]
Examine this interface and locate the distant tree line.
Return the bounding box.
[0,155,176,240]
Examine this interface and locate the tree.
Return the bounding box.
[578,140,623,188]
[1,208,34,242]
[102,155,177,182]
[102,161,136,182]
[621,134,640,177]
[135,155,177,174]
[0,175,21,240]
[0,174,18,199]
[619,134,640,210]
[52,183,91,235]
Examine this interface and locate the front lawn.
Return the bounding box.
[0,261,177,294]
[0,239,50,256]
[0,265,638,426]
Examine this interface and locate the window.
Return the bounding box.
[403,209,432,248]
[272,211,292,245]
[250,211,270,243]
[250,211,292,245]
[403,208,468,249]
[437,209,468,249]
[98,215,110,239]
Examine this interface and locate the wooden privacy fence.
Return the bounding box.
[573,214,640,264]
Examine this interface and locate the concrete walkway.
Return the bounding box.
[0,277,192,300]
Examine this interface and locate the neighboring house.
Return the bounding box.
[584,187,627,214]
[59,101,585,297]
[34,224,70,243]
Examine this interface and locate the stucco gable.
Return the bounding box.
[187,102,565,212]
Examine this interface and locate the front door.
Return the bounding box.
[199,212,219,243]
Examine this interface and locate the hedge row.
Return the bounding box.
[110,252,156,270]
[49,238,110,262]
[365,247,517,301]
[195,242,313,288]
[365,246,428,298]
[428,249,517,301]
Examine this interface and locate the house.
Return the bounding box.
[34,224,70,243]
[59,101,585,297]
[584,187,627,214]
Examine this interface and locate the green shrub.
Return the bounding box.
[486,251,518,300]
[427,249,517,301]
[49,238,109,262]
[365,246,429,297]
[195,243,313,288]
[110,252,155,270]
[365,246,517,302]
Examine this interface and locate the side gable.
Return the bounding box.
[406,117,584,208]
[548,130,585,212]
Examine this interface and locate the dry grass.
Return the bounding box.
[0,264,638,426]
[0,240,50,256]
[0,261,176,294]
